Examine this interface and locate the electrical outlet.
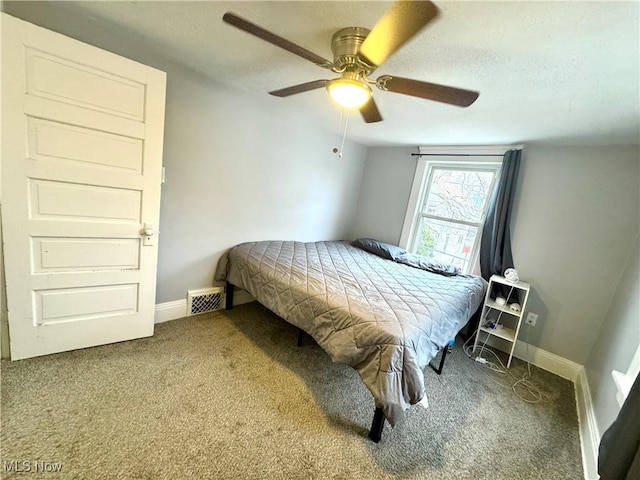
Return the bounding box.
[525,312,538,326]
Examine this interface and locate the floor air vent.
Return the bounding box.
[187,287,225,316]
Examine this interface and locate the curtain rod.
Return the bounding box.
[411,153,503,157]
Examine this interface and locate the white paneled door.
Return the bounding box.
[1,14,166,360]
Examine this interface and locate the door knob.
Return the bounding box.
[142,223,155,246]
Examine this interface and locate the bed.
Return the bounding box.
[215,239,486,441]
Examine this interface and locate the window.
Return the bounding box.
[413,166,498,271]
[400,147,515,274]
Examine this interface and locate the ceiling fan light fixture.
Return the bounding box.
[327,78,372,109]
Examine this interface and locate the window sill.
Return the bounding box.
[612,370,633,407]
[612,343,640,408]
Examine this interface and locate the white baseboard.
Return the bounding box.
[483,335,581,381]
[481,335,598,479]
[154,289,255,324]
[513,341,582,382]
[154,299,187,324]
[575,367,600,480]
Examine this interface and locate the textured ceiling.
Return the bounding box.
[9,1,640,147]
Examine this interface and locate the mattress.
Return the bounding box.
[217,240,486,425]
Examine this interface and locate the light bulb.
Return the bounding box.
[327,78,372,109]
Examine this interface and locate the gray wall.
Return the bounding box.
[154,66,366,302]
[585,234,639,434]
[351,145,640,367]
[496,145,640,464]
[510,146,639,365]
[350,146,418,245]
[0,3,367,308]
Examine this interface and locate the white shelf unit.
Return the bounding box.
[473,274,531,368]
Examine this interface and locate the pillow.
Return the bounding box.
[351,238,407,261]
[395,253,461,276]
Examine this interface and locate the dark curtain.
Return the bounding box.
[599,373,640,479]
[479,149,522,280]
[465,149,521,335]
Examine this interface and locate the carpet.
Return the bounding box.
[1,302,583,479]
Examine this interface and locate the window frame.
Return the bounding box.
[400,146,521,274]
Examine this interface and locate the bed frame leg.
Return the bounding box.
[296,328,305,347]
[225,282,234,310]
[429,346,448,375]
[368,407,385,443]
[429,339,454,376]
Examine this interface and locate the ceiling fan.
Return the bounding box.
[222,1,479,123]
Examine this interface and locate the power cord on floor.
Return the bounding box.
[463,324,550,404]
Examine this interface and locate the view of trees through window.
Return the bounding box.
[415,168,496,271]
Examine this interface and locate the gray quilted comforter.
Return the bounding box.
[217,240,486,425]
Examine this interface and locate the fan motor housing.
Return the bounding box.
[331,27,372,73]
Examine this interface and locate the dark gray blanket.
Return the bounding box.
[216,240,486,425]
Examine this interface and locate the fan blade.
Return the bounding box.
[359,1,439,67]
[360,98,383,123]
[269,80,329,97]
[223,13,334,70]
[377,75,479,107]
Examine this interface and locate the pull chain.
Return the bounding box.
[332,108,350,157]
